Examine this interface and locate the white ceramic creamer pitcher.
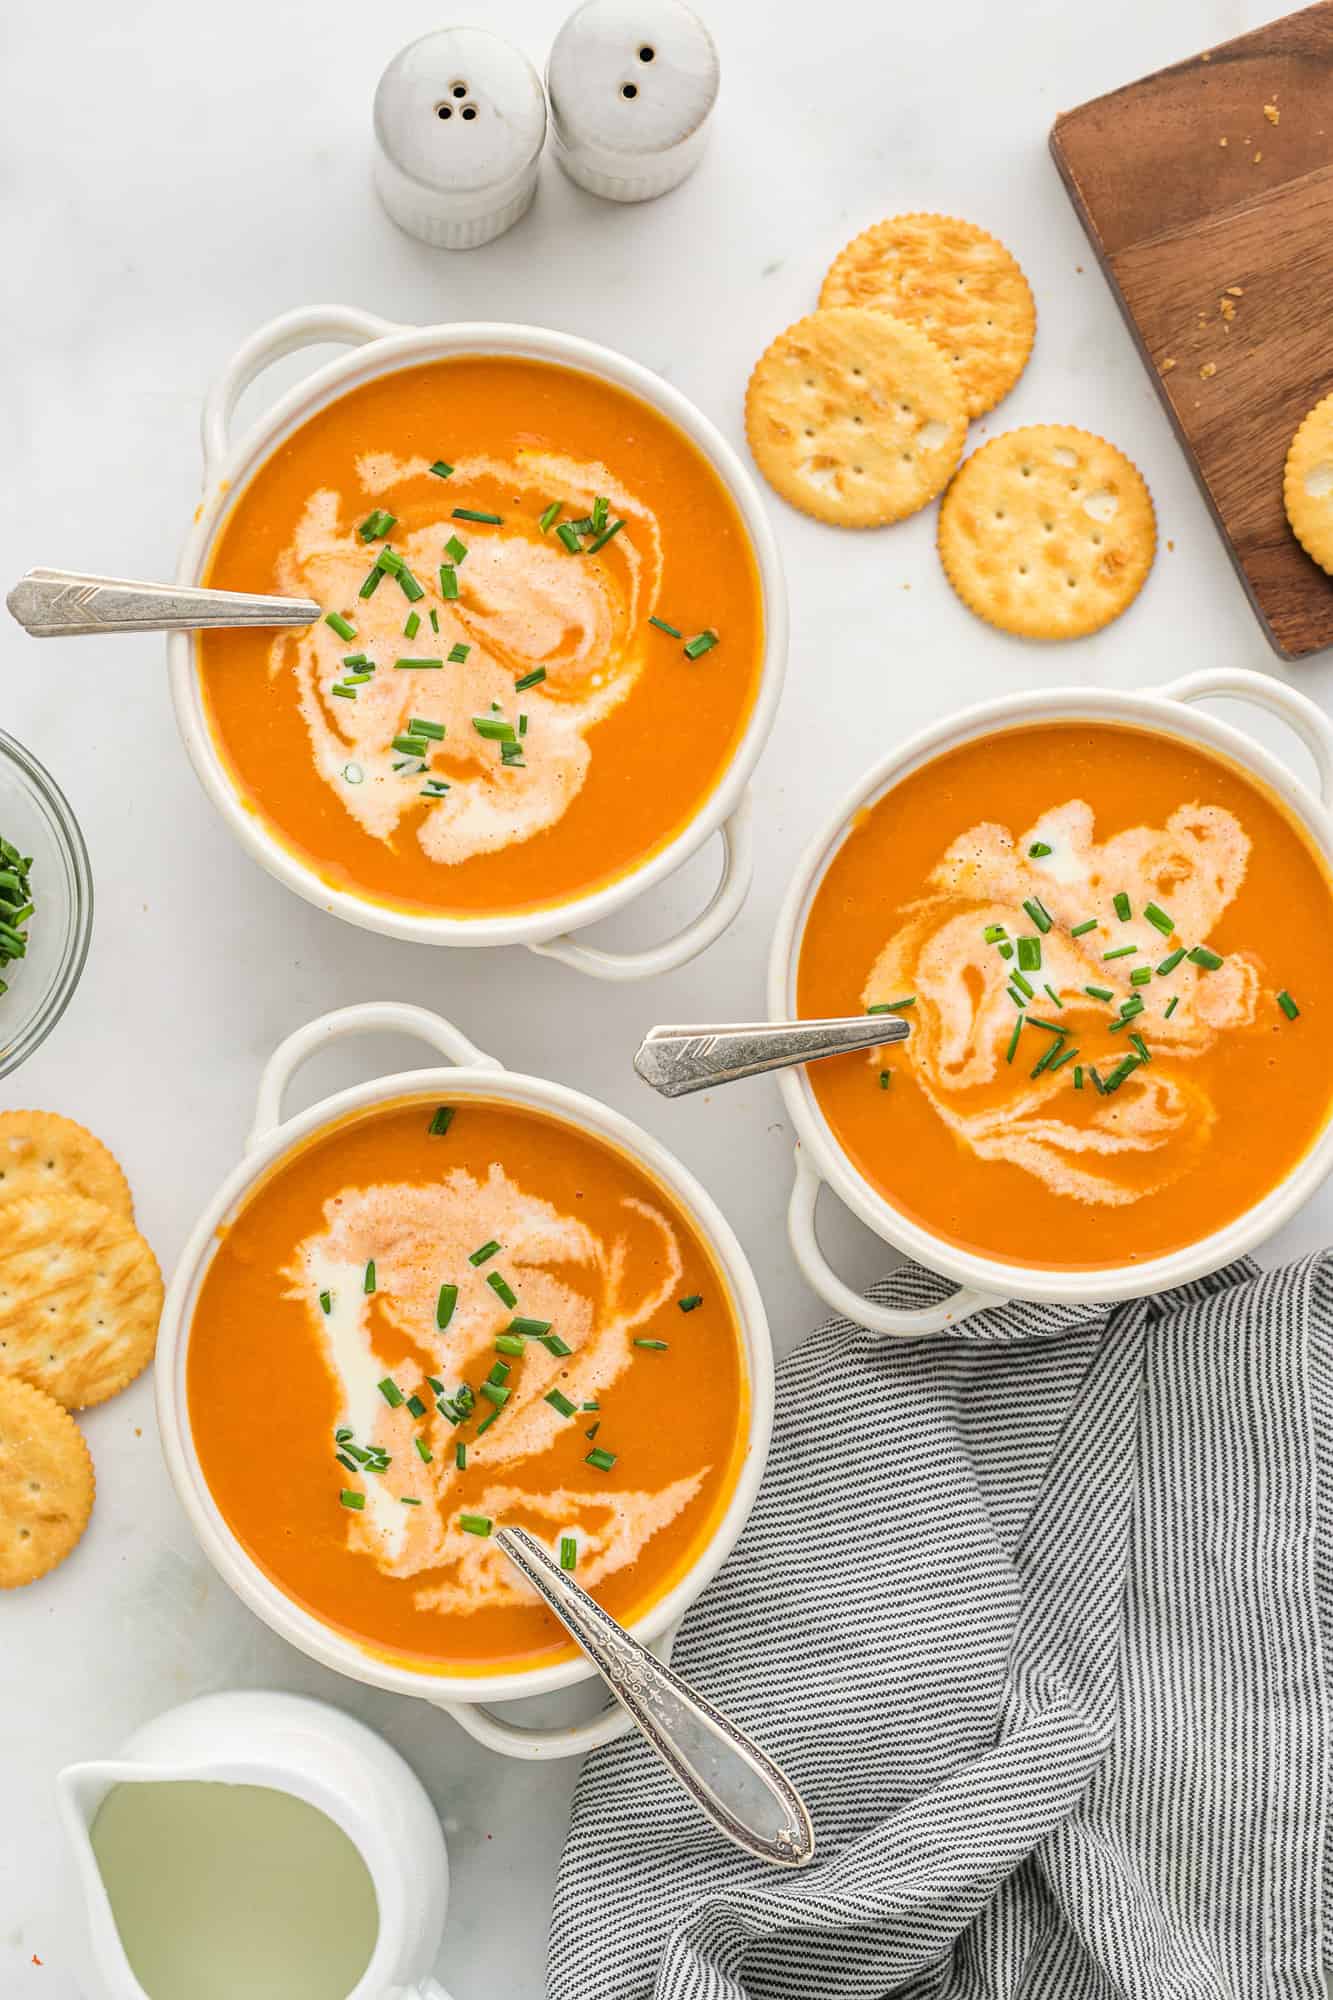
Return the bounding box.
[57,1690,453,2000]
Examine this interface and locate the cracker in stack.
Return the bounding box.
[0,1112,162,1586]
[1284,391,1333,576]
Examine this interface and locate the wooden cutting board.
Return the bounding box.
[1050,4,1333,659]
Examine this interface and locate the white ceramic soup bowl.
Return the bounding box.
[155,1001,774,1761]
[769,668,1333,1337]
[168,306,787,981]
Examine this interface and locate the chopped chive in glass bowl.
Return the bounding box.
[0,729,92,1080]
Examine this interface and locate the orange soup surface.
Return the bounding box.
[188,1097,748,1674]
[198,357,764,917]
[798,722,1333,1270]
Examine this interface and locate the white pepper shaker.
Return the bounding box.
[546,0,719,203]
[373,28,547,249]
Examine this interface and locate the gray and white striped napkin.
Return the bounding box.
[548,1256,1333,1998]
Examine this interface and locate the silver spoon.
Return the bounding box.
[635,1014,911,1098]
[495,1526,814,1867]
[7,567,321,638]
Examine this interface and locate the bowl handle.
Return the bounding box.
[527,795,753,981]
[433,1624,679,1760]
[247,1001,502,1152]
[1160,668,1333,808]
[202,305,407,484]
[788,1153,1002,1337]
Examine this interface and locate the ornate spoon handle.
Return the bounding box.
[634,1014,910,1097]
[7,567,322,637]
[495,1527,815,1868]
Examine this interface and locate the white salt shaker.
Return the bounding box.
[373,28,547,249]
[547,0,719,203]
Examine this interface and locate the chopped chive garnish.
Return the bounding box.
[585,1422,601,1441]
[1006,986,1025,1008]
[1088,1065,1106,1094]
[475,1411,498,1438]
[649,615,682,637]
[1278,989,1300,1019]
[404,611,421,639]
[444,534,467,564]
[560,1536,577,1571]
[1070,919,1098,938]
[678,1294,703,1313]
[587,518,626,554]
[545,1389,577,1418]
[429,609,439,632]
[415,1436,433,1464]
[635,1338,669,1351]
[1030,1038,1067,1078]
[878,1070,891,1089]
[406,1393,427,1418]
[1102,945,1137,962]
[324,611,356,641]
[429,1105,455,1137]
[487,1360,510,1386]
[998,942,1015,960]
[364,1261,377,1295]
[1043,985,1064,1008]
[480,1382,510,1408]
[401,1497,422,1506]
[393,657,444,671]
[429,460,454,478]
[866,996,916,1014]
[1011,971,1034,999]
[376,547,404,575]
[487,1272,518,1309]
[1028,841,1052,858]
[1156,948,1186,976]
[592,496,609,532]
[538,500,562,532]
[358,509,396,541]
[515,667,546,691]
[392,735,428,759]
[586,1448,617,1472]
[684,629,718,659]
[1074,1066,1084,1090]
[319,1290,332,1315]
[1048,1043,1080,1072]
[408,717,446,740]
[582,1401,600,1412]
[1017,936,1041,972]
[1027,1017,1064,1034]
[555,524,583,553]
[358,568,384,598]
[495,1333,525,1356]
[1005,1016,1024,1063]
[469,1240,501,1266]
[1144,903,1174,936]
[448,642,470,663]
[459,1514,492,1537]
[1164,995,1180,1019]
[1129,1033,1151,1064]
[507,1317,552,1337]
[335,1452,357,1473]
[426,1377,444,1395]
[377,1375,402,1406]
[1113,892,1132,921]
[1130,967,1152,987]
[1103,1055,1141,1094]
[472,716,516,741]
[339,1490,365,1511]
[984,924,1009,944]
[452,508,503,525]
[539,1333,573,1357]
[439,564,459,599]
[455,1441,466,1470]
[1023,898,1053,934]
[1188,946,1224,971]
[397,566,425,602]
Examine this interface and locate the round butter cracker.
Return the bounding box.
[820,214,1035,419]
[0,1111,133,1221]
[1284,391,1333,575]
[0,1375,95,1588]
[0,1192,162,1409]
[745,307,967,528]
[937,425,1156,639]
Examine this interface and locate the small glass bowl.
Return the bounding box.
[0,729,93,1081]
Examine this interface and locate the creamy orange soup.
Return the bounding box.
[187,1096,748,1674]
[197,357,764,917]
[798,722,1333,1271]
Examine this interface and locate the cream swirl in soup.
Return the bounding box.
[287,1165,703,1616]
[271,451,662,867]
[863,797,1261,1206]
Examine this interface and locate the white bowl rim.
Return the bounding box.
[768,673,1333,1307]
[167,314,788,949]
[155,1059,775,1707]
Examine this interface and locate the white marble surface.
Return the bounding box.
[3,0,1331,1992]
